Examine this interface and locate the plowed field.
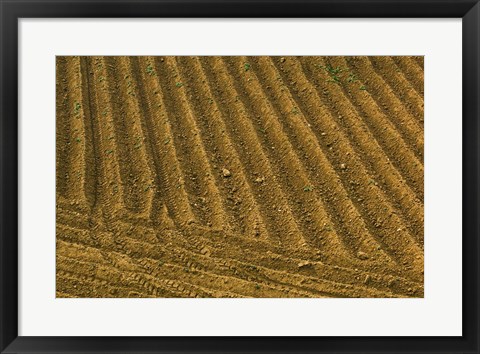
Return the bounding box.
[56,56,424,298]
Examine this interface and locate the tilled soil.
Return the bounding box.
[56,56,424,298]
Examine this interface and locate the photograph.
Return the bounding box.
[55,55,424,298]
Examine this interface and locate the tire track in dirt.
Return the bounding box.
[57,221,421,297]
[57,56,424,298]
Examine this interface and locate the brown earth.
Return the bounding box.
[56,56,424,298]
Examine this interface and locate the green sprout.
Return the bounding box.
[73,102,81,115]
[146,64,156,76]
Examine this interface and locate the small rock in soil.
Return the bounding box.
[222,168,232,177]
[255,176,265,183]
[298,260,312,268]
[357,251,369,260]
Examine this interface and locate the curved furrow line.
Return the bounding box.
[327,57,424,200]
[166,56,246,234]
[391,57,424,95]
[243,57,406,272]
[261,57,421,252]
[57,56,424,298]
[412,56,424,71]
[198,57,307,250]
[295,57,424,249]
[174,56,271,239]
[346,57,424,159]
[286,57,424,245]
[249,56,417,275]
[221,56,384,269]
[317,57,424,201]
[153,57,228,230]
[102,57,155,219]
[126,57,196,228]
[82,57,126,221]
[368,57,424,125]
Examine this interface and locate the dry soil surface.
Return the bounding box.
[56,56,424,298]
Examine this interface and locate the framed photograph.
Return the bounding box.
[1,0,478,353]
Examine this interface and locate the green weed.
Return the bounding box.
[146,64,156,76]
[303,185,314,192]
[73,102,81,115]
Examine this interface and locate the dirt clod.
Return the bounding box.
[357,251,369,260]
[56,55,424,299]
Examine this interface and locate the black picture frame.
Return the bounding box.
[1,0,478,353]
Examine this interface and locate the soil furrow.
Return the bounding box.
[127,57,196,228]
[248,56,413,274]
[153,57,228,230]
[198,58,307,249]
[175,56,271,239]
[345,56,424,159]
[368,57,424,125]
[57,56,424,298]
[102,57,155,218]
[391,56,424,95]
[221,56,370,267]
[288,57,424,247]
[81,57,125,221]
[326,57,424,201]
